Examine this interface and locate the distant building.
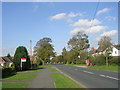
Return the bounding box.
[111,45,120,56]
[0,57,5,67]
[0,56,13,67]
[90,45,120,57]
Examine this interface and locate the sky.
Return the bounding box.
[1,2,118,56]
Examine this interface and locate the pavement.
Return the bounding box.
[28,66,55,88]
[54,64,119,88]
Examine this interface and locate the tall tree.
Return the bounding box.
[98,36,112,51]
[98,36,112,66]
[62,47,67,64]
[14,46,31,71]
[68,32,90,52]
[34,37,55,65]
[67,32,90,63]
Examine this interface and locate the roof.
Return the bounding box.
[113,45,120,50]
[2,56,13,63]
[0,57,5,63]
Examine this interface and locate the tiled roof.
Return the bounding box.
[2,56,13,62]
[113,45,120,50]
[0,57,5,63]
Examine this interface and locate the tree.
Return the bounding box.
[7,53,11,58]
[67,32,90,64]
[98,36,112,52]
[61,47,67,64]
[68,31,90,52]
[98,36,112,66]
[14,46,31,71]
[34,37,55,65]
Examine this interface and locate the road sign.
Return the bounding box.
[21,58,26,62]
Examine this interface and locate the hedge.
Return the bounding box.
[2,67,16,78]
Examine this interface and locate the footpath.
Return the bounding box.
[28,66,55,88]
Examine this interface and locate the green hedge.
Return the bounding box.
[2,67,16,78]
[109,56,120,65]
[89,55,120,66]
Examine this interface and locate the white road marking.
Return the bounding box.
[83,71,94,74]
[100,74,119,80]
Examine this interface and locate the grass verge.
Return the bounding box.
[50,66,83,88]
[88,65,119,72]
[50,67,59,72]
[68,64,119,72]
[2,82,29,88]
[52,73,83,88]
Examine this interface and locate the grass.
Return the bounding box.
[2,72,38,81]
[2,82,29,88]
[68,64,87,66]
[2,65,45,88]
[50,65,83,88]
[50,67,59,72]
[88,65,119,72]
[2,66,44,81]
[52,73,83,88]
[67,64,119,72]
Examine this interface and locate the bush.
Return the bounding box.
[2,67,16,78]
[14,46,31,71]
[109,56,120,65]
[90,54,106,65]
[79,60,86,64]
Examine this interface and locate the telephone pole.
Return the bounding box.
[30,40,32,56]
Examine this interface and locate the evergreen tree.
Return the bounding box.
[7,53,11,58]
[14,46,31,71]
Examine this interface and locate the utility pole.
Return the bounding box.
[30,40,32,56]
[30,40,32,68]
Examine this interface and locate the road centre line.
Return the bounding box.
[83,71,94,74]
[99,74,119,80]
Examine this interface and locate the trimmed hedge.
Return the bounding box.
[2,67,16,78]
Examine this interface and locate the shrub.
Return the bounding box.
[14,46,31,71]
[2,67,16,78]
[109,56,120,65]
[89,54,106,65]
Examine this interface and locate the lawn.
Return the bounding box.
[88,65,119,72]
[2,66,44,81]
[2,65,44,88]
[52,73,83,88]
[50,66,83,88]
[50,67,59,72]
[2,72,38,81]
[2,82,29,88]
[68,64,119,72]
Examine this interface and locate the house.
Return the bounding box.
[90,45,120,57]
[0,57,5,67]
[0,56,13,67]
[111,45,120,56]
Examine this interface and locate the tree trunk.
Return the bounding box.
[106,56,108,66]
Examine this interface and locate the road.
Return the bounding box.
[54,64,119,88]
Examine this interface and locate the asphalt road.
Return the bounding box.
[53,64,119,88]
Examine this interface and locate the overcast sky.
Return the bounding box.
[1,2,118,56]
